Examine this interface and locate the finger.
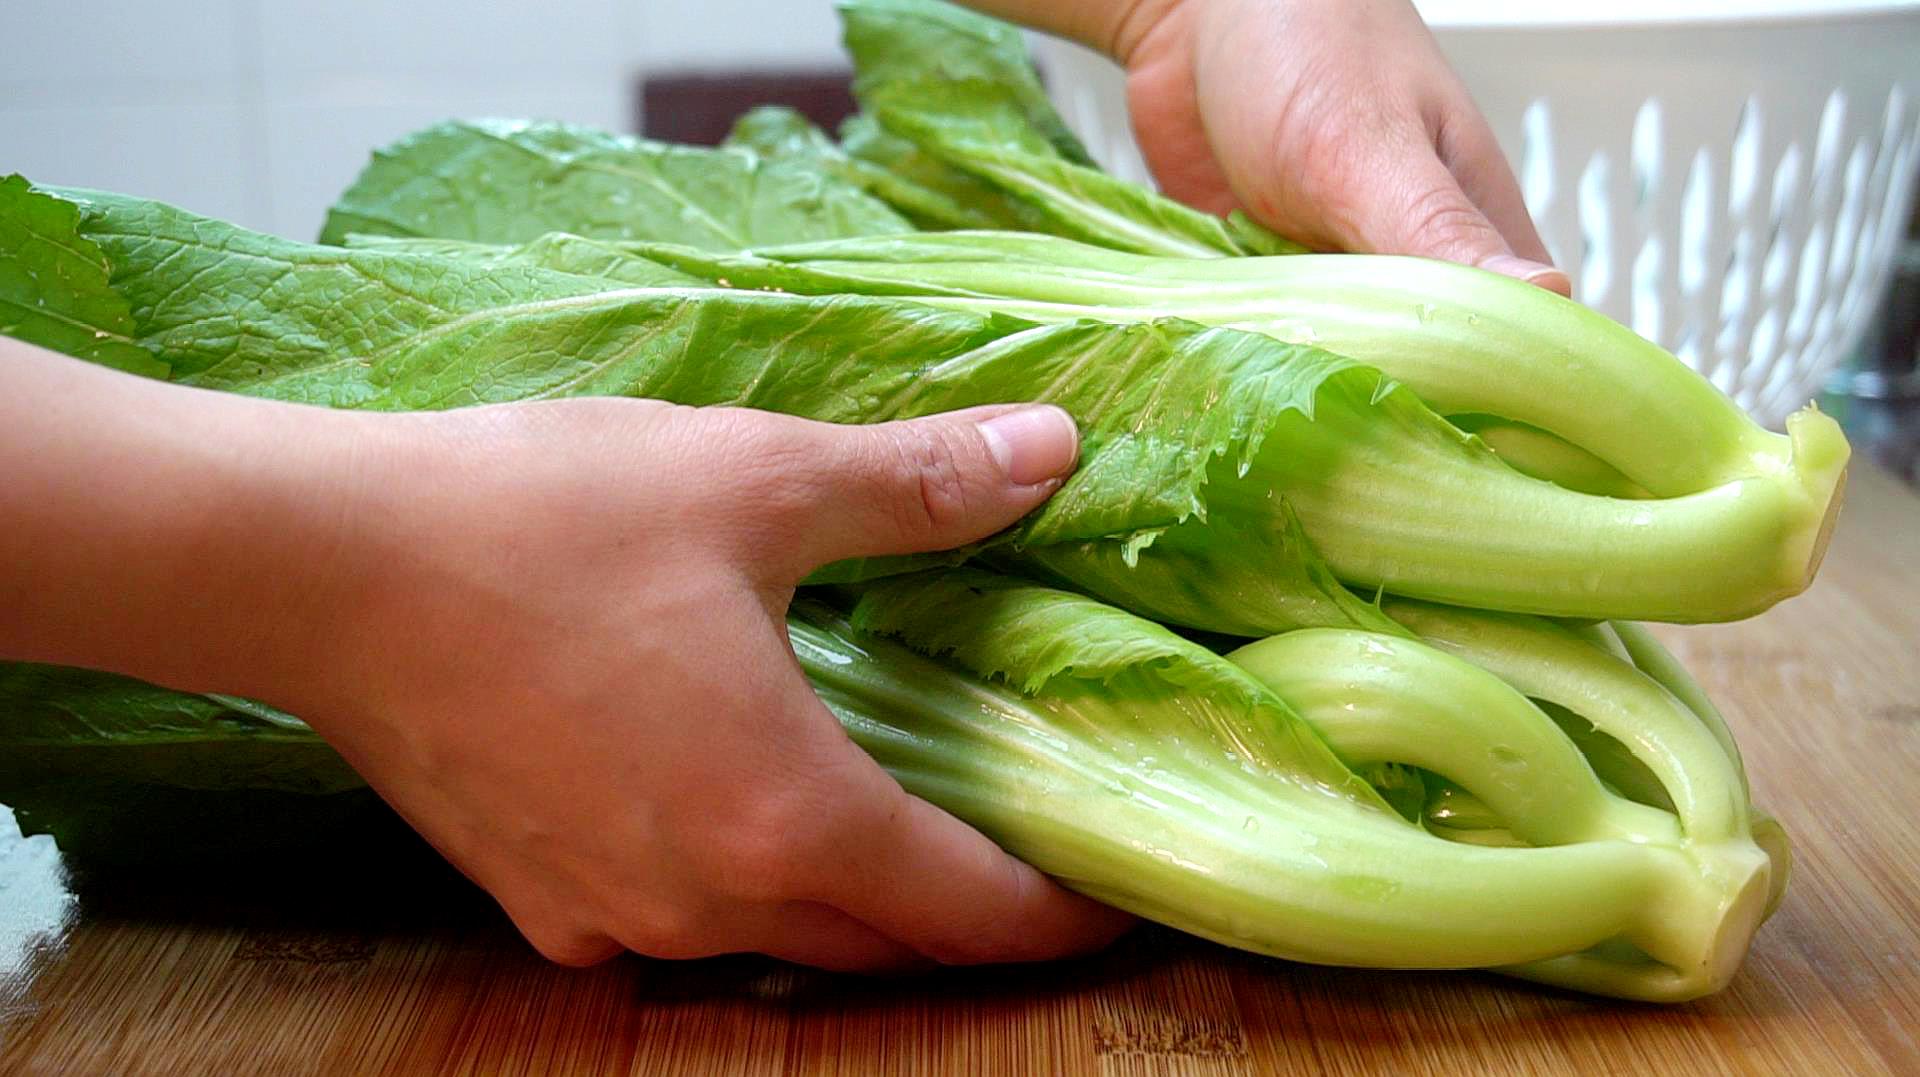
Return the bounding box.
[746,900,933,974]
[1432,104,1571,295]
[1126,44,1242,216]
[505,906,625,968]
[1355,142,1569,292]
[799,767,1136,966]
[741,404,1080,580]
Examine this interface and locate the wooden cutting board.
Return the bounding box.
[2,467,1916,1077]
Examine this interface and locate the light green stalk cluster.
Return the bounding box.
[794,572,1777,1001]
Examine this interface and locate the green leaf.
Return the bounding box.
[838,0,1093,165]
[839,114,1051,232]
[866,82,1243,257]
[848,569,1382,801]
[60,186,628,404]
[318,118,912,249]
[0,175,166,377]
[1009,500,1407,638]
[729,106,1041,234]
[726,106,848,162]
[342,232,701,287]
[0,664,359,796]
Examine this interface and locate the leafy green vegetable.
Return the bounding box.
[729,106,1045,233]
[0,0,1831,1002]
[0,664,376,866]
[839,112,1053,232]
[27,185,1848,626]
[631,231,1849,622]
[0,665,359,796]
[319,118,912,249]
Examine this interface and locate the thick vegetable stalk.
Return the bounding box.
[627,232,1832,483]
[800,572,1772,1001]
[1376,601,1791,922]
[1228,630,1682,849]
[1383,601,1749,842]
[632,235,1849,612]
[1225,626,1779,1000]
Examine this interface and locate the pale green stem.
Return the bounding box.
[793,609,1768,996]
[1227,629,1678,848]
[1383,600,1750,844]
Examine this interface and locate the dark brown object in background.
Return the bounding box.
[638,71,857,146]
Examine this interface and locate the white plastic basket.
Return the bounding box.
[1036,1,1920,427]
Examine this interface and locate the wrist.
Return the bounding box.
[0,347,393,710]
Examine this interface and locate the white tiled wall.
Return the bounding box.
[0,1,843,241]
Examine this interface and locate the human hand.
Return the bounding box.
[1115,0,1570,293]
[285,397,1131,970]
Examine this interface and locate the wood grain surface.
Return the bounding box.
[2,467,1916,1077]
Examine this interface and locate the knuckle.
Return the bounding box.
[1399,184,1501,258]
[688,409,833,542]
[700,749,878,902]
[878,423,976,543]
[701,789,835,902]
[914,935,999,966]
[522,924,618,968]
[616,903,714,960]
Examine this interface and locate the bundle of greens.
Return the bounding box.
[0,0,1842,1001]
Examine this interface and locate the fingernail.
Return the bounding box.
[1482,254,1572,296]
[976,405,1080,486]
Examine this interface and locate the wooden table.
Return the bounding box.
[2,468,1916,1077]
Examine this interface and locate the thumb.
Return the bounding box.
[763,403,1080,579]
[1329,146,1567,292]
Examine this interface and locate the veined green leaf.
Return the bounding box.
[866,84,1273,258]
[0,175,165,377]
[839,113,1051,232]
[838,0,1093,165]
[60,186,629,404]
[341,232,701,287]
[730,106,1046,234]
[318,118,912,249]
